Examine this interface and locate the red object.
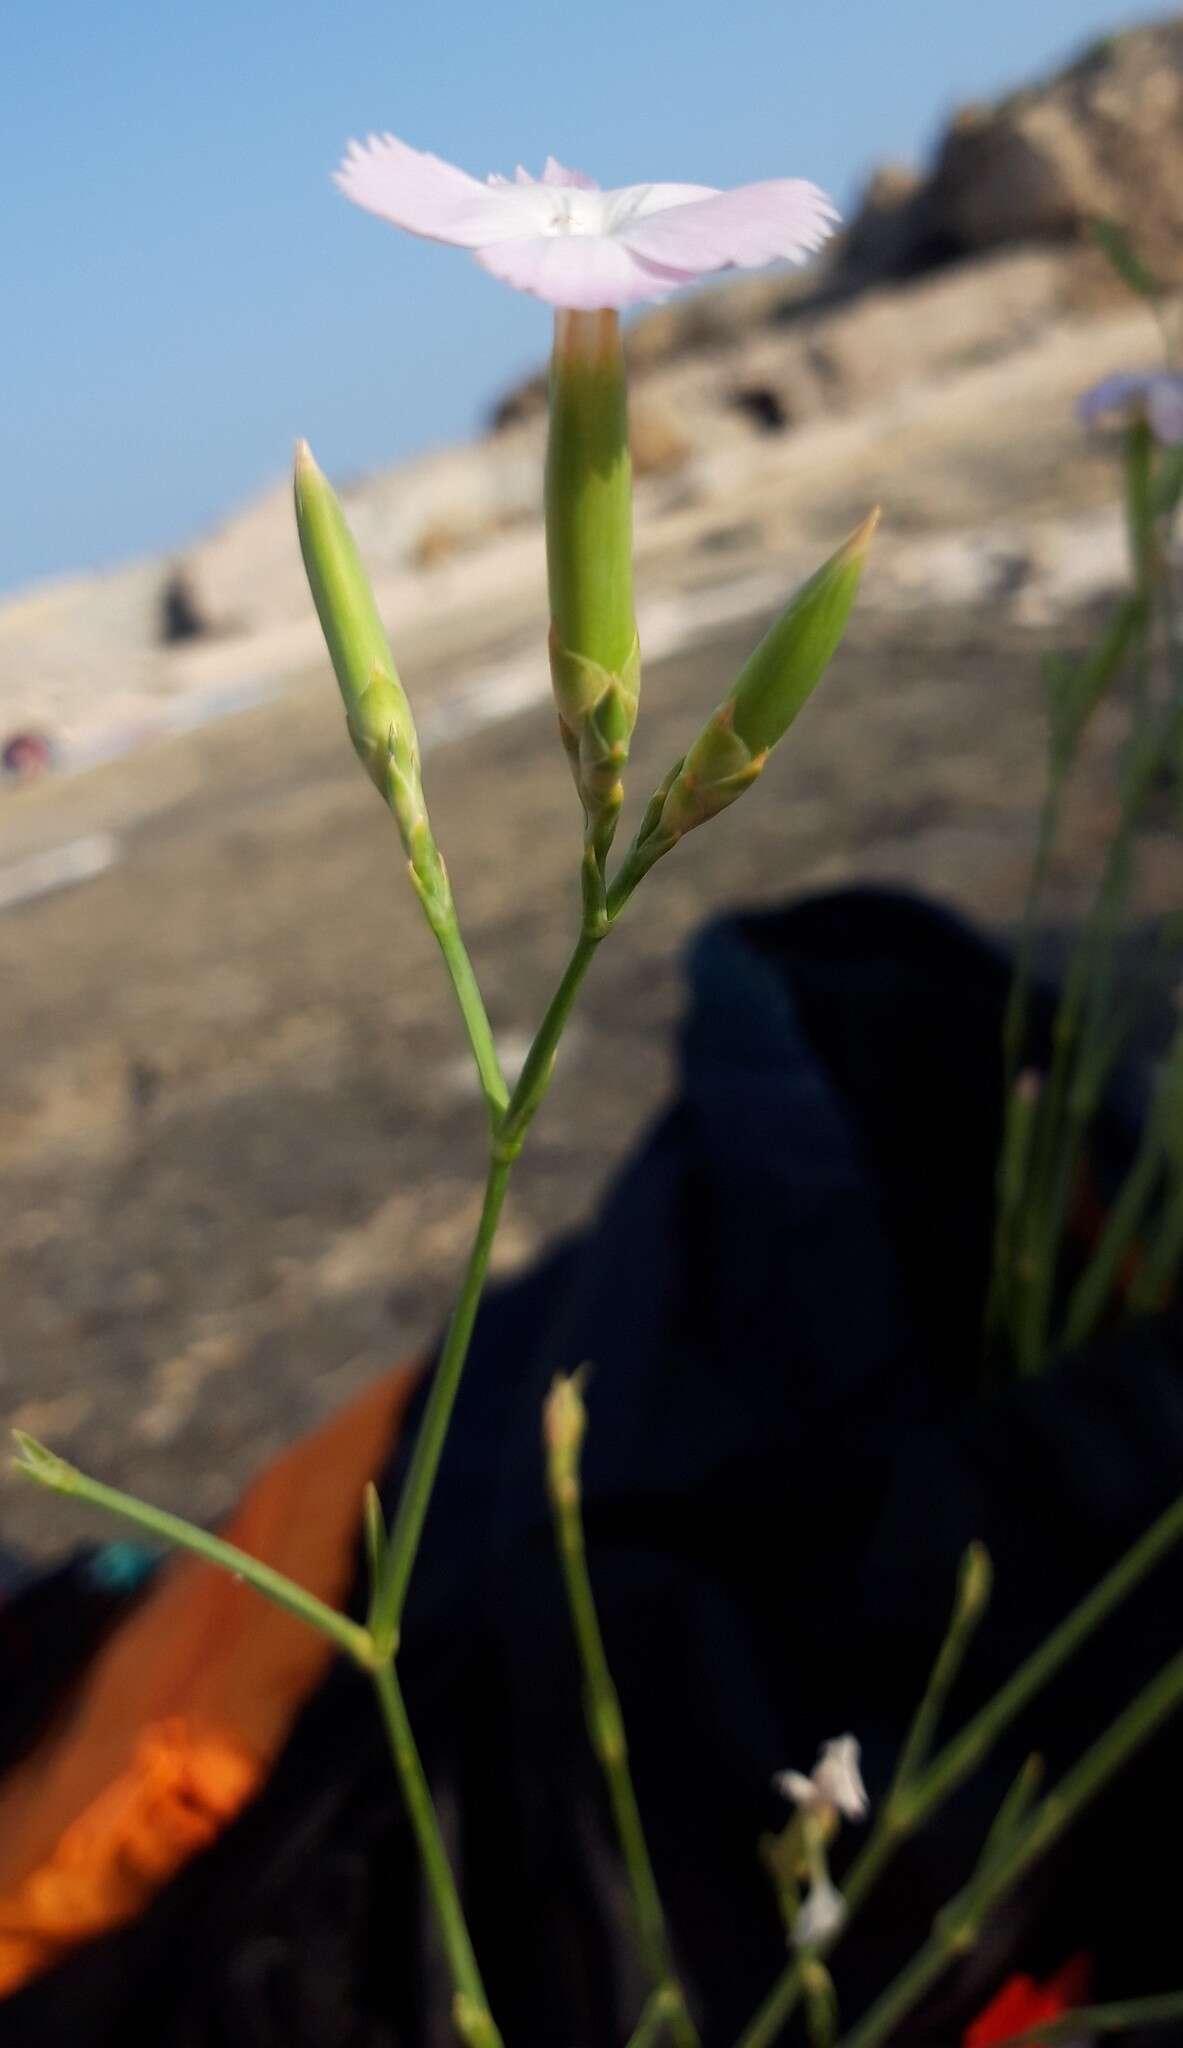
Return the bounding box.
[965,1955,1093,2045]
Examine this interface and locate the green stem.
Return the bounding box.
[886,1543,993,1804]
[626,1986,685,2048]
[907,1489,1183,1829]
[497,927,603,1152]
[1013,690,1163,1372]
[984,1072,1042,1370]
[11,1433,377,1668]
[1130,1164,1183,1312]
[370,1155,511,1651]
[1062,1115,1164,1347]
[994,1990,1183,2046]
[370,923,608,1650]
[430,908,509,1124]
[549,1457,699,2048]
[732,1489,1183,2048]
[370,1661,503,2048]
[833,1648,1183,2048]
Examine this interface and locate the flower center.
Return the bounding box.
[544,188,604,239]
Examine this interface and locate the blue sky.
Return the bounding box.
[1,0,1174,594]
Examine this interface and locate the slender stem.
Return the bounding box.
[370,1661,503,2048]
[1130,1164,1183,1312]
[908,1488,1183,1829]
[994,1990,1183,2046]
[1062,1115,1164,1347]
[626,1986,685,2048]
[975,1752,1044,1875]
[833,1648,1183,2048]
[1013,694,1162,1371]
[997,587,1144,1128]
[11,1433,377,1668]
[371,1156,511,1650]
[1001,765,1069,1097]
[547,1408,698,2048]
[983,1072,1042,1369]
[430,909,509,1125]
[885,1543,992,1803]
[498,927,603,1151]
[733,1488,1183,2048]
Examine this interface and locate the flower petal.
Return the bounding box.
[793,1871,847,1950]
[1077,371,1154,425]
[813,1736,869,1823]
[541,155,600,190]
[774,1769,818,1809]
[336,133,549,248]
[473,232,695,309]
[604,180,720,230]
[618,179,838,274]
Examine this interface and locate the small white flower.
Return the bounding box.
[775,1734,868,1824]
[793,1869,848,1950]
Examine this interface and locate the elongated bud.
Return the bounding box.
[542,1370,588,1510]
[956,1540,993,1624]
[545,311,639,857]
[294,442,447,905]
[651,509,878,848]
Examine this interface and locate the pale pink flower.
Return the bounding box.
[335,136,837,310]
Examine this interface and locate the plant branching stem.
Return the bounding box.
[832,1649,1183,2048]
[732,1489,1183,2048]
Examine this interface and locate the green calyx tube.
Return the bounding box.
[545,309,640,862]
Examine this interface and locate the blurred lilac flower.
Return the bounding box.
[335,136,837,310]
[1078,370,1183,445]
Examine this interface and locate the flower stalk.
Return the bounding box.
[543,1374,699,2048]
[294,443,508,1127]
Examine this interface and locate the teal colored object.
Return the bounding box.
[86,1540,159,1594]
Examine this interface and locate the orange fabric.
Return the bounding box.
[0,1357,421,1995]
[0,1721,258,1995]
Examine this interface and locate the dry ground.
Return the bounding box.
[2,575,1175,1556]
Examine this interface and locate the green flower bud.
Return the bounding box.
[545,311,639,852]
[294,442,448,909]
[650,509,879,850]
[542,1369,588,1510]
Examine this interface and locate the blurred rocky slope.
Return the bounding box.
[2,16,1182,768]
